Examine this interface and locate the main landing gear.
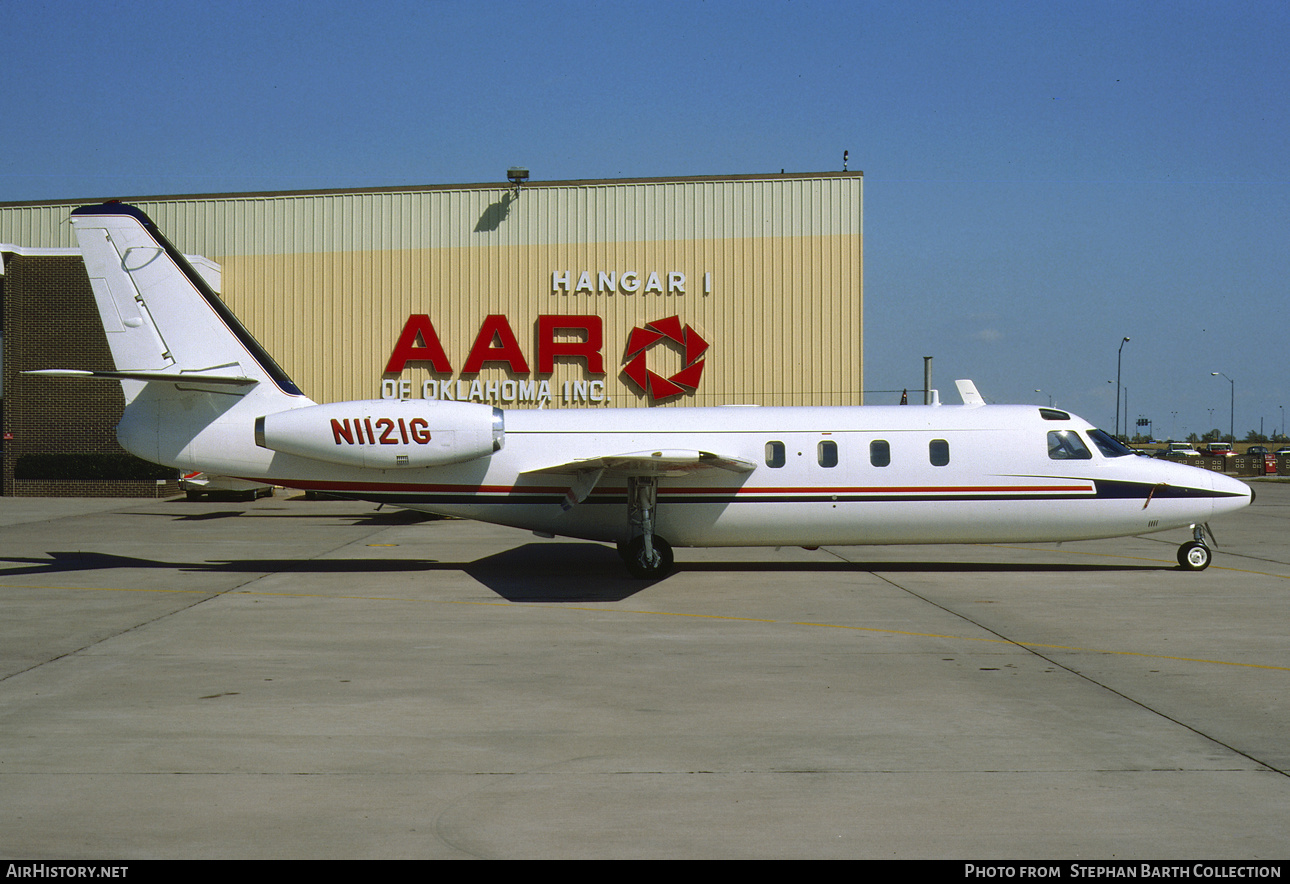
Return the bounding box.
[1177,524,1212,571]
[619,475,674,579]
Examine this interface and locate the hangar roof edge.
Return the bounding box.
[0,170,863,210]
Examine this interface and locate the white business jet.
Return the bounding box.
[29,203,1252,578]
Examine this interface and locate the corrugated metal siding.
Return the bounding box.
[1,173,862,407]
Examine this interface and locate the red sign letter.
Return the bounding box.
[384,315,453,374]
[462,314,530,374]
[537,315,605,374]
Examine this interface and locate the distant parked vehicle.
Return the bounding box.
[1201,442,1234,457]
[1241,447,1277,474]
[1163,442,1199,457]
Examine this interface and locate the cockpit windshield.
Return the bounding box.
[1087,428,1135,458]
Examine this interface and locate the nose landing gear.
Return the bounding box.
[1177,524,1212,571]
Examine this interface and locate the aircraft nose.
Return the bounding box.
[1209,471,1253,517]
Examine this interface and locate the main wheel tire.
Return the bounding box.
[1177,541,1211,571]
[624,535,674,579]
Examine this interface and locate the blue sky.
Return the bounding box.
[4,0,1287,439]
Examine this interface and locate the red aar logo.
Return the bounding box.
[621,315,708,402]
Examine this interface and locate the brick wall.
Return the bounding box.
[9,479,181,498]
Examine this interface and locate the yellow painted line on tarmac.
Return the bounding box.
[1207,565,1290,579]
[989,544,1290,580]
[1,580,1287,673]
[0,584,211,596]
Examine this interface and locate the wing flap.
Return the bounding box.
[526,449,755,511]
[524,449,757,479]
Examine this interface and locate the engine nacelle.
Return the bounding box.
[255,400,504,469]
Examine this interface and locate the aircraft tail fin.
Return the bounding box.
[67,202,305,404]
[27,203,314,475]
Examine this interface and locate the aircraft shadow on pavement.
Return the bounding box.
[122,505,446,526]
[58,509,654,600]
[0,543,1173,605]
[0,547,645,603]
[462,543,658,602]
[0,544,655,603]
[0,550,443,578]
[445,545,1174,601]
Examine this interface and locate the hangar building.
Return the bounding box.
[0,171,863,495]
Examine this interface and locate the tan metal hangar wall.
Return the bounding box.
[0,172,863,408]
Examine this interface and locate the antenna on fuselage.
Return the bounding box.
[956,379,986,407]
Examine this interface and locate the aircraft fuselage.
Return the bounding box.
[170,401,1252,549]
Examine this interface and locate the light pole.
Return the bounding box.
[1212,372,1234,442]
[1116,337,1130,439]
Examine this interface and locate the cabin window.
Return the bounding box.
[929,439,950,466]
[818,440,838,468]
[870,439,891,467]
[765,441,786,468]
[1047,430,1092,460]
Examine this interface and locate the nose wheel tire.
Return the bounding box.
[1177,541,1211,571]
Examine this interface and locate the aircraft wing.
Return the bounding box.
[523,449,756,479]
[522,449,756,510]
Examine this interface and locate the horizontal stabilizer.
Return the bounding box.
[24,369,258,389]
[525,449,757,479]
